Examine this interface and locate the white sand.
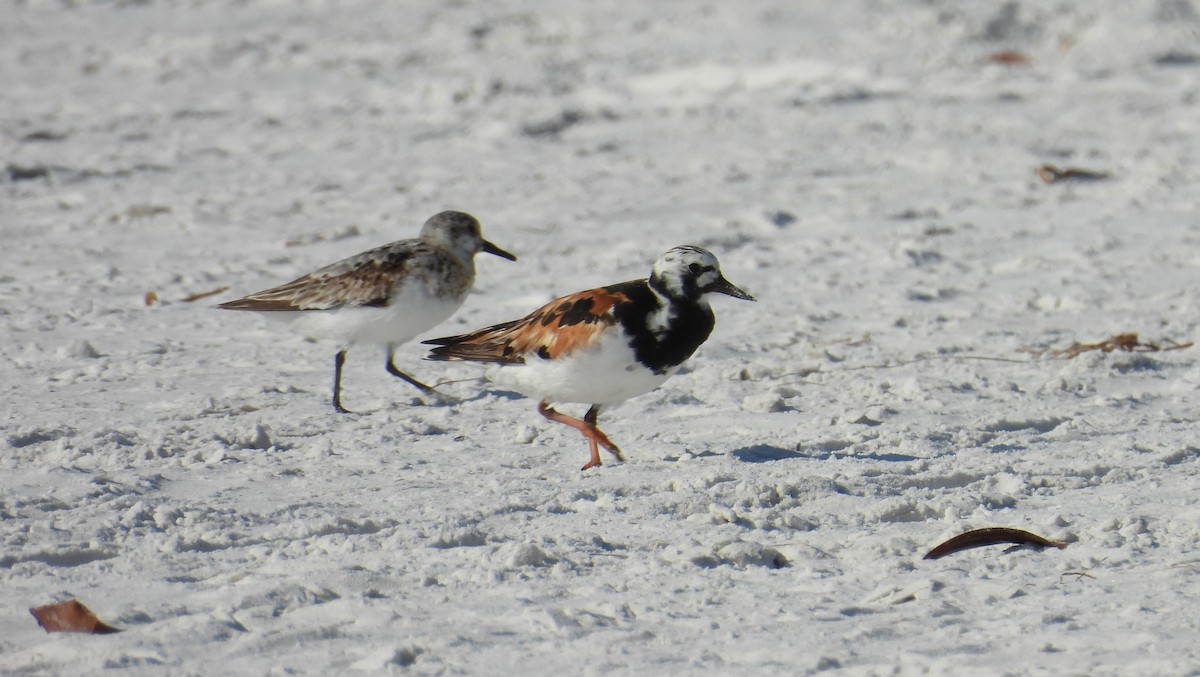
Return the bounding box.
[3,1,1199,674]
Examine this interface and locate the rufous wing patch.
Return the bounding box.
[423,319,527,364]
[427,287,630,363]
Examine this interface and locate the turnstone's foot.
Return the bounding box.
[537,402,624,470]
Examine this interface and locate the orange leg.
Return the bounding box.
[537,401,624,470]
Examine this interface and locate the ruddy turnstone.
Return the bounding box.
[424,245,755,470]
[219,210,516,413]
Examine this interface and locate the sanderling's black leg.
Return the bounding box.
[386,346,437,395]
[333,350,352,414]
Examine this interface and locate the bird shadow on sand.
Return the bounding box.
[729,445,806,463]
[442,388,525,403]
[730,444,921,463]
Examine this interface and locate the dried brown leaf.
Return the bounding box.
[30,599,121,634]
[924,527,1067,560]
[144,291,159,306]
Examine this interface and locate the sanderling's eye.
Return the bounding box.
[688,263,702,274]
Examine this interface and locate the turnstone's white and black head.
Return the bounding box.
[419,210,517,262]
[648,245,756,302]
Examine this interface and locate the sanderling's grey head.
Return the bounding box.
[421,211,516,262]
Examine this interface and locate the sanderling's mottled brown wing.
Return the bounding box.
[424,284,635,364]
[220,246,418,312]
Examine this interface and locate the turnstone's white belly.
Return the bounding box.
[493,329,677,405]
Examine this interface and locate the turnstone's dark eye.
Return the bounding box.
[688,263,702,274]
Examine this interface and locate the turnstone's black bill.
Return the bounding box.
[220,210,516,413]
[425,245,754,470]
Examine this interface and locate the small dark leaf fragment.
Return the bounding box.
[1037,164,1110,184]
[987,50,1031,65]
[1047,333,1192,359]
[7,164,51,182]
[22,130,69,142]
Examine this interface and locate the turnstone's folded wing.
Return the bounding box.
[425,285,635,365]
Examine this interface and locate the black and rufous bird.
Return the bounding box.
[425,245,755,470]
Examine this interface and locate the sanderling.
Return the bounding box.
[425,245,754,469]
[220,210,516,413]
